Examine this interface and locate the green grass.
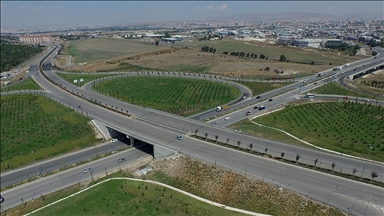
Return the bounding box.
[56,72,118,87]
[253,101,384,162]
[92,77,240,116]
[67,38,168,63]
[1,78,42,92]
[311,81,377,99]
[235,80,293,96]
[30,179,246,216]
[0,95,99,172]
[228,119,313,149]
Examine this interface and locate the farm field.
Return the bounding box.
[92,77,240,116]
[29,179,246,216]
[0,78,42,92]
[0,95,99,172]
[56,72,119,87]
[61,38,368,78]
[62,38,169,63]
[253,101,384,162]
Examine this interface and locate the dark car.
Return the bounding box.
[256,96,261,99]
[314,82,317,85]
[258,106,265,110]
[253,106,258,109]
[268,98,273,101]
[78,106,82,109]
[118,158,126,163]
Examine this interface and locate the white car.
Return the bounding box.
[83,168,93,174]
[224,117,230,121]
[110,138,118,143]
[242,96,247,99]
[175,135,183,140]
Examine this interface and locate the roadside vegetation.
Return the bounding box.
[311,81,377,99]
[253,101,384,162]
[0,95,99,172]
[92,77,240,116]
[29,179,246,216]
[55,72,118,87]
[1,78,42,92]
[235,80,293,96]
[0,42,43,72]
[228,119,312,148]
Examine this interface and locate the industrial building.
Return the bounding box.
[320,39,343,49]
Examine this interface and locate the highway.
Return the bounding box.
[1,44,383,215]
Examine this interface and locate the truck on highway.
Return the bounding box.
[337,66,342,71]
[216,105,229,112]
[345,63,350,67]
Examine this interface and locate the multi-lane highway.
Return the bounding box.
[1,44,383,215]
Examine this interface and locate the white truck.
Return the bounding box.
[345,63,350,67]
[216,106,222,112]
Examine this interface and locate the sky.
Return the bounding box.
[1,1,383,29]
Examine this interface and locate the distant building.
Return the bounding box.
[320,39,343,49]
[19,35,54,44]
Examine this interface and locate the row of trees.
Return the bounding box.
[201,46,216,53]
[196,129,380,180]
[0,43,44,72]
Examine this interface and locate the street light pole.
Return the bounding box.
[360,144,372,179]
[364,195,371,216]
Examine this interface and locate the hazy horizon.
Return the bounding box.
[1,1,383,29]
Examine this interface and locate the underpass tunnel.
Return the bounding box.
[106,127,154,157]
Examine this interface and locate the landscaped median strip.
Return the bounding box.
[23,178,271,216]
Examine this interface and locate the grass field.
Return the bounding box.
[311,81,376,99]
[29,179,246,216]
[65,38,169,63]
[235,80,293,96]
[0,95,99,172]
[253,101,384,162]
[56,72,118,87]
[92,77,240,116]
[0,78,42,92]
[228,119,313,149]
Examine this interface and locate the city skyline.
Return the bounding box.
[1,1,383,29]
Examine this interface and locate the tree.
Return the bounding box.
[264,148,268,153]
[249,143,253,150]
[260,54,265,59]
[265,67,270,71]
[155,40,159,46]
[371,171,379,179]
[296,154,301,162]
[204,132,208,139]
[195,129,198,135]
[281,152,285,158]
[164,31,171,38]
[279,55,286,61]
[352,167,357,175]
[314,158,318,167]
[226,138,230,144]
[215,135,219,142]
[237,141,241,148]
[331,162,336,170]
